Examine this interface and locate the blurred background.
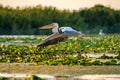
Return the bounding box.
[0,0,120,35]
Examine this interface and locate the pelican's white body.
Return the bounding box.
[50,23,83,36]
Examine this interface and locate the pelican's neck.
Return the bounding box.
[52,25,59,33]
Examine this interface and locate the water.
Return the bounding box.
[0,35,43,46]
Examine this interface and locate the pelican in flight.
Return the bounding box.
[38,23,84,47]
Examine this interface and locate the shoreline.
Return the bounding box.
[0,63,120,75]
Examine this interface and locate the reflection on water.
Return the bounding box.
[74,74,120,80]
[0,35,45,46]
[0,35,35,38]
[0,73,120,80]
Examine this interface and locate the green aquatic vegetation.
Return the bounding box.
[0,34,120,65]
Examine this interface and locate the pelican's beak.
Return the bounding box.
[39,24,56,29]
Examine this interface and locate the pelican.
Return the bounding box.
[99,29,105,36]
[38,23,84,47]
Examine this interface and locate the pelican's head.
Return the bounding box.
[99,29,103,32]
[39,23,59,29]
[51,23,59,28]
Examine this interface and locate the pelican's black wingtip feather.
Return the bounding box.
[37,36,68,48]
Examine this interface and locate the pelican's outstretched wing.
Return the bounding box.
[60,27,84,37]
[37,33,68,47]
